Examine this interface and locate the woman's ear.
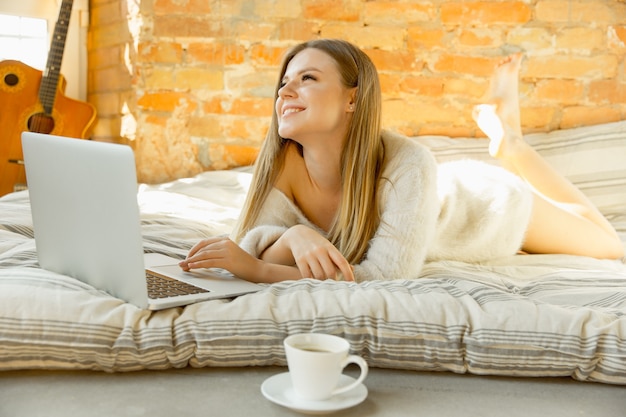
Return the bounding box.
[346,88,358,112]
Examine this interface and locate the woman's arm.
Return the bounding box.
[234,189,354,281]
[180,236,303,283]
[182,186,349,282]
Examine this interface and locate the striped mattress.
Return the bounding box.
[1,121,625,384]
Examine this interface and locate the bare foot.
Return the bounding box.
[473,53,524,158]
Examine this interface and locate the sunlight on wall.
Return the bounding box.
[121,101,137,140]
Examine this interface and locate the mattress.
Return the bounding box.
[1,121,625,384]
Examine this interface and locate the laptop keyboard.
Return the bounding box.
[146,271,210,299]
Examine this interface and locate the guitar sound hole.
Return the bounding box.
[27,113,55,134]
[4,73,19,86]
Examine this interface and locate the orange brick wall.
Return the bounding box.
[88,0,626,184]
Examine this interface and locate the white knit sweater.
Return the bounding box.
[238,130,533,282]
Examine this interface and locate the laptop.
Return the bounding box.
[22,132,260,310]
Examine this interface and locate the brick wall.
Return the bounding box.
[88,0,626,184]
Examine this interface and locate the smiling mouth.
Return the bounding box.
[283,108,304,116]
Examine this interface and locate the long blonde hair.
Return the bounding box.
[232,39,384,264]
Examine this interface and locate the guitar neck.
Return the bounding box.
[39,0,74,115]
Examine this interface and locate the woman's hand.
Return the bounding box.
[180,237,263,280]
[273,225,354,282]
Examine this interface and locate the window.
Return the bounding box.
[0,14,48,70]
[0,0,89,101]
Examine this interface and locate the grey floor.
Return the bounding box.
[1,366,625,417]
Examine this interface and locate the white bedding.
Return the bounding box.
[1,121,625,384]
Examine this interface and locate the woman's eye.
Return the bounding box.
[279,74,316,89]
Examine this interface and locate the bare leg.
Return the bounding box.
[473,55,624,259]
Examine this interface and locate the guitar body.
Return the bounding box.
[0,60,96,196]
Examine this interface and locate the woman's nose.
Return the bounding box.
[278,80,296,98]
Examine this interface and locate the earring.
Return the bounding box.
[349,105,354,111]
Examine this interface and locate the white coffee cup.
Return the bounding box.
[284,333,368,401]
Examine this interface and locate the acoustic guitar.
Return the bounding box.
[0,0,96,196]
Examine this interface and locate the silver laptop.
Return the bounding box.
[22,132,260,310]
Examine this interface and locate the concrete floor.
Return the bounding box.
[1,366,625,417]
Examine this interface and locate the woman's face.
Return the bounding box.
[275,48,355,147]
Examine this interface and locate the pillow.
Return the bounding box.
[415,120,626,215]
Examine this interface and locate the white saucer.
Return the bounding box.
[261,372,368,415]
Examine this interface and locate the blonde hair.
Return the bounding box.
[232,39,384,264]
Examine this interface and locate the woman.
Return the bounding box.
[179,39,623,283]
